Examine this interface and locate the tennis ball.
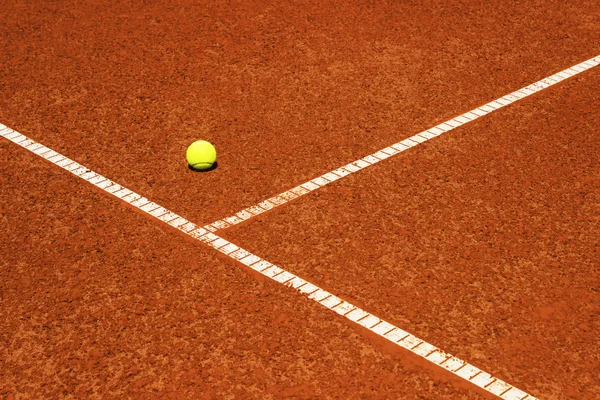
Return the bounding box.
[186,140,217,170]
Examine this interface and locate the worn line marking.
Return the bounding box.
[2,127,536,399]
[203,54,600,233]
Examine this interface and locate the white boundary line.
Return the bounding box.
[202,54,600,233]
[1,125,537,399]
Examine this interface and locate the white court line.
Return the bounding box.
[203,54,600,233]
[1,126,537,399]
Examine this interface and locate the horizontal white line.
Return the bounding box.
[0,126,538,399]
[203,54,600,232]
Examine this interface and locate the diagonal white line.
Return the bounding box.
[185,233,540,400]
[1,126,538,399]
[202,54,600,233]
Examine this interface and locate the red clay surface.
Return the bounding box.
[225,70,600,400]
[1,0,599,399]
[1,142,489,399]
[0,0,598,225]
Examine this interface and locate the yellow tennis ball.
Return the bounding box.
[186,140,217,170]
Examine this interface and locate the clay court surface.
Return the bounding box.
[1,1,599,399]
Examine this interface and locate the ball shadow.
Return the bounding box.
[188,161,218,173]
